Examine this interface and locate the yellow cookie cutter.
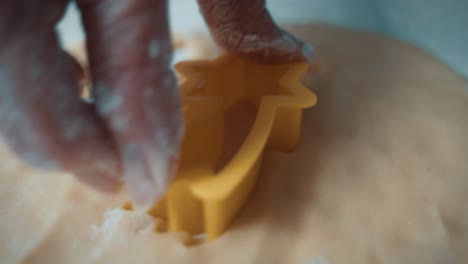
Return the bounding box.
[124,53,317,243]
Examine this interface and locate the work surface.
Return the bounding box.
[1,25,467,264]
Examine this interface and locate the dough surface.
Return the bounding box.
[1,25,467,264]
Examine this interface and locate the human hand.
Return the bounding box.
[0,0,312,210]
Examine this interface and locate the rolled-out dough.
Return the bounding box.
[1,24,467,264]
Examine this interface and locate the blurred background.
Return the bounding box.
[57,0,468,80]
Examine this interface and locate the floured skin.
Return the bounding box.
[0,24,467,264]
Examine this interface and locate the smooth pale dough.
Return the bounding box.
[1,24,467,264]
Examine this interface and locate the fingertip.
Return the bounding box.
[123,167,165,212]
[127,175,159,211]
[119,144,176,212]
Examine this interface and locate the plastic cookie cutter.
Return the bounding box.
[123,53,318,243]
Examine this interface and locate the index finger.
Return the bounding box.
[77,0,184,210]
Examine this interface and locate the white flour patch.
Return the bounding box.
[238,34,290,53]
[99,93,122,115]
[236,32,314,60]
[90,208,125,240]
[243,34,260,42]
[301,43,315,60]
[238,34,266,53]
[62,115,91,140]
[215,24,243,48]
[94,82,122,116]
[89,208,154,253]
[148,39,161,59]
[127,213,154,235]
[109,115,129,132]
[93,81,129,132]
[274,32,299,53]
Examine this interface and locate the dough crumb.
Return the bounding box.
[89,208,155,242]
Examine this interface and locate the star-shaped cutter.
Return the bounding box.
[124,53,317,244]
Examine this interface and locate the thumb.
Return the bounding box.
[197,0,314,63]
